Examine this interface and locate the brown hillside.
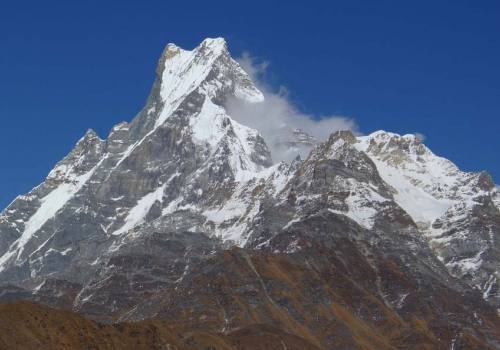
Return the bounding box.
[0,301,321,350]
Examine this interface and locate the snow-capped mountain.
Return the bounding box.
[0,38,272,280]
[356,131,500,306]
[1,38,500,349]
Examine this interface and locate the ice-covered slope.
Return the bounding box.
[355,131,500,306]
[356,131,482,227]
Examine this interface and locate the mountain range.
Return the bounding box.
[1,37,499,350]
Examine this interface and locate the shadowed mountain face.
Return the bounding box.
[1,38,500,349]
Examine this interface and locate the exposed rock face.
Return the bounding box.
[1,37,500,349]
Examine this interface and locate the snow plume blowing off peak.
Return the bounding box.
[225,52,357,162]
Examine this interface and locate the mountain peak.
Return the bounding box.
[357,130,430,159]
[328,130,357,144]
[145,37,263,130]
[162,37,228,60]
[162,43,182,59]
[198,37,228,51]
[79,129,101,143]
[365,130,422,143]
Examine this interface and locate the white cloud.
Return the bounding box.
[226,52,357,162]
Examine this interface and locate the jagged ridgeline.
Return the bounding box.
[1,38,500,350]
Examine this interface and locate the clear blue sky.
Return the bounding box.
[1,0,499,210]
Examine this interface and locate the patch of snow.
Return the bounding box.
[156,38,228,128]
[190,96,270,184]
[284,239,302,254]
[396,293,409,309]
[114,140,140,168]
[202,180,263,244]
[483,275,496,300]
[204,200,246,224]
[112,184,167,236]
[2,159,104,265]
[190,99,227,148]
[446,250,484,274]
[326,180,389,230]
[162,196,184,216]
[33,280,46,293]
[369,155,453,225]
[282,217,301,230]
[44,247,73,256]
